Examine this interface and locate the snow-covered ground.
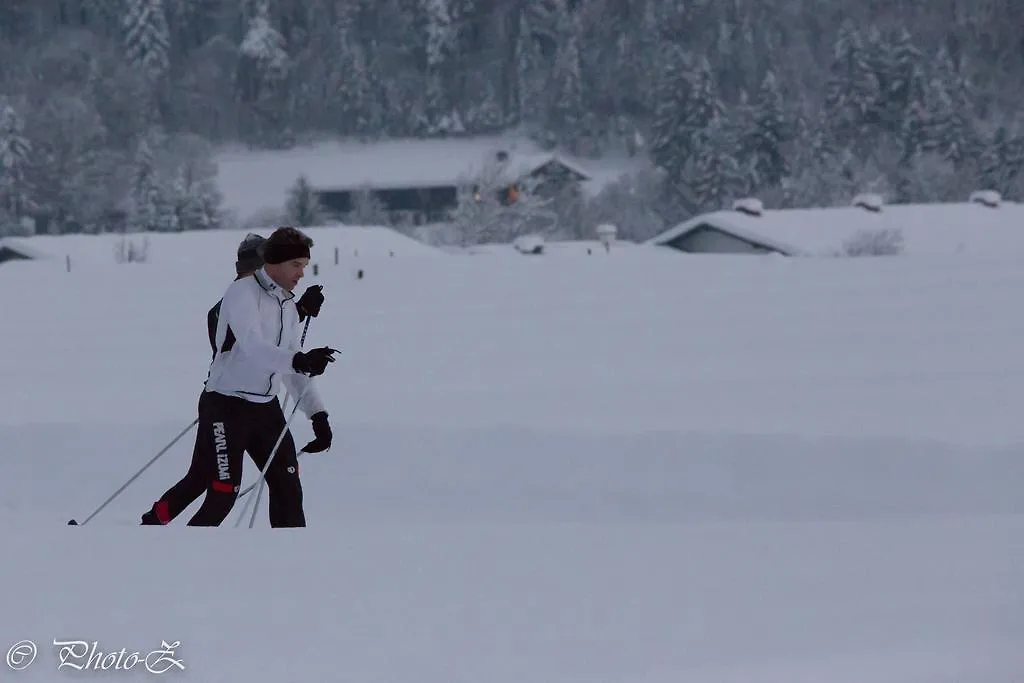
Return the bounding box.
[1,229,1022,681]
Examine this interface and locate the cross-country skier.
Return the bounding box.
[140,231,330,526]
[186,226,337,527]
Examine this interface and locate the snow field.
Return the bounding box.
[0,230,1022,681]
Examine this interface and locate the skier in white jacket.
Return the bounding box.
[188,226,339,527]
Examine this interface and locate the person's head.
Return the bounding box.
[235,233,266,279]
[262,226,313,291]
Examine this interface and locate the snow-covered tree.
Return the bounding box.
[422,0,460,135]
[124,131,218,232]
[898,96,930,164]
[513,11,544,127]
[873,28,926,134]
[23,91,128,234]
[0,100,33,221]
[977,127,1024,196]
[285,174,326,226]
[122,0,171,83]
[740,70,793,190]
[925,47,981,168]
[162,132,223,230]
[236,10,291,144]
[348,187,390,226]
[823,20,882,157]
[691,116,747,210]
[649,45,695,184]
[683,57,727,142]
[546,1,584,151]
[128,136,165,232]
[303,12,379,138]
[583,167,668,243]
[239,14,288,85]
[8,0,1024,219]
[449,154,556,246]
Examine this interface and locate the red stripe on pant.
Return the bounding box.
[211,480,235,493]
[154,500,170,524]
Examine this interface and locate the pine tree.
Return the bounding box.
[285,174,325,226]
[649,45,694,184]
[237,10,291,145]
[692,115,746,210]
[925,47,980,169]
[122,0,171,83]
[422,0,459,135]
[547,1,584,151]
[977,127,1024,196]
[684,56,726,135]
[329,14,377,137]
[0,100,33,222]
[898,96,930,164]
[128,138,159,232]
[127,135,178,232]
[514,11,543,127]
[823,20,881,157]
[167,134,223,231]
[741,70,792,190]
[875,28,926,133]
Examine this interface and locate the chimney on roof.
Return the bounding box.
[852,192,883,212]
[732,197,763,217]
[969,189,1001,208]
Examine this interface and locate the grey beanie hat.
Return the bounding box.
[235,233,266,274]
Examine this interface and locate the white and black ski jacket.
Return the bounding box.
[204,268,325,418]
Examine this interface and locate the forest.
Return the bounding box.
[1,0,1023,242]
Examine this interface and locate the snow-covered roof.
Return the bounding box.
[647,200,1024,257]
[0,237,50,261]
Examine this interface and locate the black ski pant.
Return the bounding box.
[186,391,306,527]
[142,392,211,525]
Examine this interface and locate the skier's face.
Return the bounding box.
[266,258,308,292]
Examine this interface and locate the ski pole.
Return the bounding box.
[68,418,198,526]
[235,448,307,500]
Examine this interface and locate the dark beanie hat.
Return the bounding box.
[263,226,313,264]
[236,233,266,274]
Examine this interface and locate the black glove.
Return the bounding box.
[292,347,340,376]
[296,285,324,320]
[302,411,332,453]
